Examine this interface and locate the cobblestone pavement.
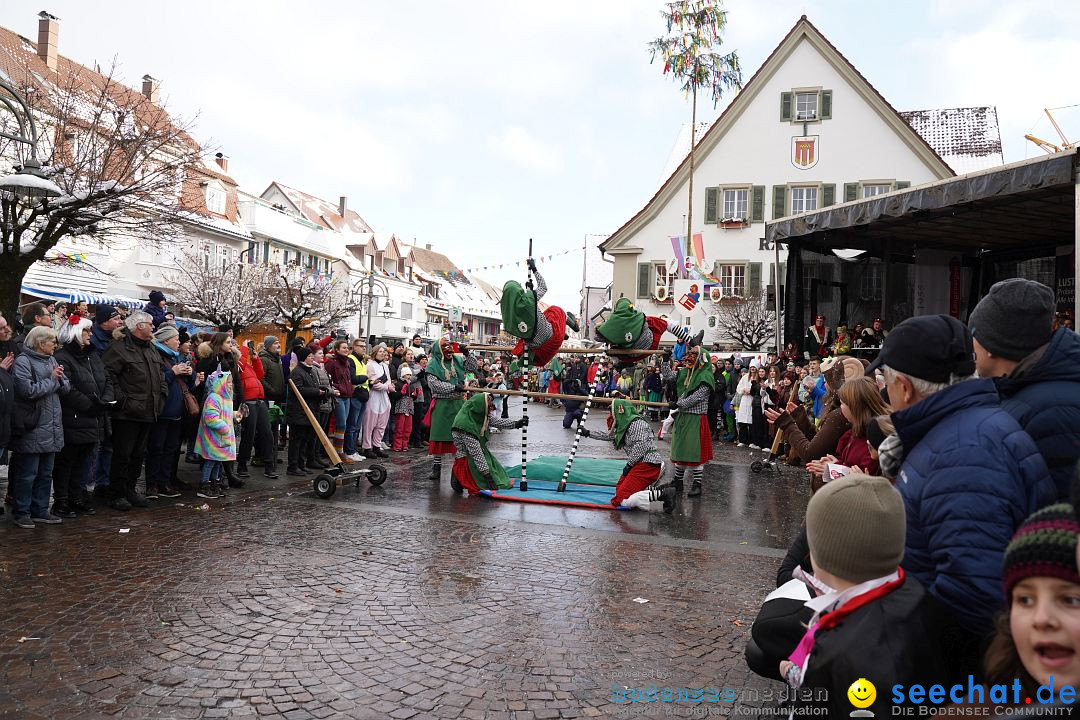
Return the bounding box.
[0,402,809,719]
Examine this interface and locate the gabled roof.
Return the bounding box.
[899,107,1003,174]
[262,181,373,233]
[407,244,461,275]
[601,15,954,253]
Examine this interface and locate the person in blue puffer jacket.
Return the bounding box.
[968,278,1080,499]
[867,314,1055,681]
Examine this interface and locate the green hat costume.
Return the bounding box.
[677,348,716,396]
[550,355,564,378]
[427,341,467,444]
[609,398,640,449]
[597,298,647,347]
[501,280,537,341]
[451,393,511,490]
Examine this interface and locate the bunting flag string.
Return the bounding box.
[451,246,581,276]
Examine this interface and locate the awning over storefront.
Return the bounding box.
[21,284,144,309]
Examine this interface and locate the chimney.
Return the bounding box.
[141,74,160,103]
[338,196,347,217]
[425,243,432,250]
[214,152,228,172]
[37,11,59,71]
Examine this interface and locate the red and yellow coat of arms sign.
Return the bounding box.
[791,135,819,169]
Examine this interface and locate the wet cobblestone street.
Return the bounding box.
[0,403,810,719]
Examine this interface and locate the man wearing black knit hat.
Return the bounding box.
[867,314,1055,682]
[970,278,1080,498]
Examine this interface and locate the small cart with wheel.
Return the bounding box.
[288,379,389,498]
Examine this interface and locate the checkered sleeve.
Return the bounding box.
[429,376,460,400]
[452,429,490,475]
[624,418,664,465]
[676,385,710,414]
[489,416,518,430]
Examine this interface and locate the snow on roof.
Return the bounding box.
[900,107,1004,174]
[656,121,712,189]
[267,181,373,233]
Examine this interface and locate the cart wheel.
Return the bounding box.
[366,464,388,486]
[450,476,463,493]
[750,460,764,473]
[313,474,337,498]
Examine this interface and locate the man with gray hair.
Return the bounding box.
[866,314,1055,680]
[102,311,166,511]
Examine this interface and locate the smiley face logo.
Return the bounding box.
[847,678,876,709]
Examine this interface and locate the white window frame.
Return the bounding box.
[205,182,226,215]
[401,302,413,320]
[795,91,818,121]
[715,263,746,298]
[861,182,892,198]
[722,187,749,221]
[653,261,674,300]
[790,185,819,215]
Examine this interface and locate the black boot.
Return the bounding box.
[236,462,251,478]
[689,329,704,348]
[671,475,684,493]
[430,462,441,480]
[224,462,245,488]
[688,479,702,497]
[660,486,676,514]
[263,463,279,479]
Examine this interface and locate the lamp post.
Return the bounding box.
[351,273,392,343]
[0,77,61,199]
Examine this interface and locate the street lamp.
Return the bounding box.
[0,77,61,199]
[351,272,392,341]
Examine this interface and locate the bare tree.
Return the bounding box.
[714,291,777,351]
[270,266,362,346]
[167,248,275,332]
[0,58,205,317]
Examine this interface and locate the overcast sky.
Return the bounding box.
[4,1,1078,310]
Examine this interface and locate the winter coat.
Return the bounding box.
[55,340,114,444]
[10,345,70,453]
[834,429,878,476]
[154,342,189,422]
[323,353,357,399]
[104,333,166,423]
[195,344,244,409]
[791,575,947,719]
[193,370,236,461]
[237,347,265,402]
[0,366,12,449]
[287,363,323,426]
[143,301,167,328]
[776,405,851,464]
[893,378,1056,635]
[312,362,333,414]
[259,349,286,402]
[995,328,1080,498]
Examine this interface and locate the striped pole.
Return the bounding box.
[557,367,606,493]
[520,238,533,492]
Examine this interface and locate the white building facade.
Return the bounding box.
[600,17,999,347]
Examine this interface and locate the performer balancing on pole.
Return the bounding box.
[596,298,702,369]
[500,258,579,369]
[450,392,526,493]
[426,334,477,480]
[665,346,715,497]
[580,398,676,513]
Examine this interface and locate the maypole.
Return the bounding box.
[649,0,743,256]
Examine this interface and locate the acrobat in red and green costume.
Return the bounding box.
[666,346,715,498]
[596,298,702,368]
[580,398,675,513]
[449,392,526,493]
[501,261,579,369]
[426,336,477,480]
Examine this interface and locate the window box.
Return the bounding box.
[719,217,747,228]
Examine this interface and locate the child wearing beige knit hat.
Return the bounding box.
[780,474,948,718]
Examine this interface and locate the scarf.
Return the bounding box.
[877,432,905,480]
[154,340,180,359]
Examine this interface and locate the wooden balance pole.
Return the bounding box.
[287,379,343,465]
[468,344,667,357]
[480,386,670,409]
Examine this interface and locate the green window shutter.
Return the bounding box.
[895,180,911,190]
[844,182,858,202]
[780,92,793,121]
[772,185,788,219]
[704,187,718,224]
[636,262,651,299]
[822,183,836,207]
[749,262,763,293]
[751,185,765,223]
[820,90,832,120]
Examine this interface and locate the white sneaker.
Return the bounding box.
[343,453,363,462]
[736,442,746,447]
[491,427,501,434]
[749,444,761,450]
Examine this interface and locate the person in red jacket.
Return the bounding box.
[323,339,359,458]
[237,344,277,479]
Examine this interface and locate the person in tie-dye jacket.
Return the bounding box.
[193,368,236,499]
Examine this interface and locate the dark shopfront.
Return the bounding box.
[767,149,1079,353]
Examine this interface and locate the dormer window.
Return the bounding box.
[205,182,226,215]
